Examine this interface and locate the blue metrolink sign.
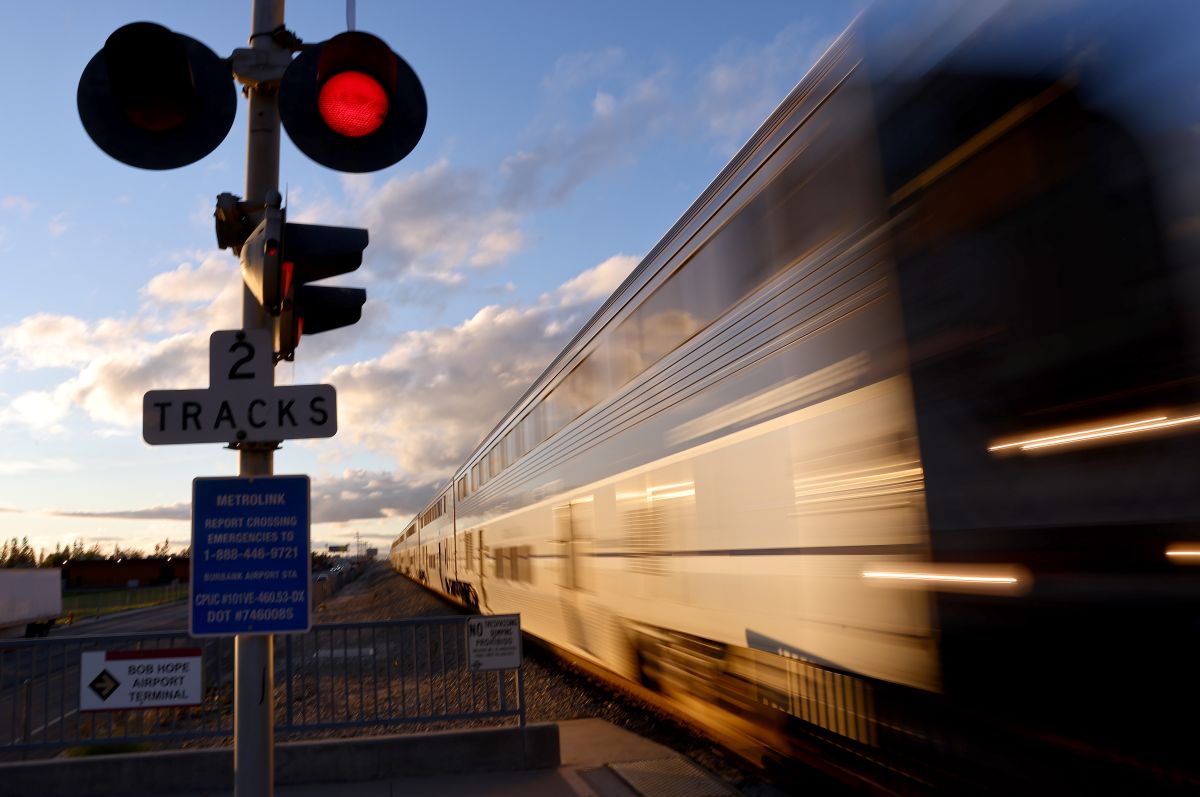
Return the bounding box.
[191,475,311,636]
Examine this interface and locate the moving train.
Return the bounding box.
[392,3,1200,791]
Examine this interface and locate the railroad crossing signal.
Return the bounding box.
[78,25,426,175]
[278,31,428,173]
[79,21,423,363]
[76,22,237,170]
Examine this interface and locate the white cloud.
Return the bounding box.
[500,67,672,206]
[542,47,626,94]
[0,457,78,476]
[592,91,616,118]
[1,388,72,432]
[292,160,528,287]
[470,229,527,267]
[553,253,639,306]
[697,23,835,151]
[0,249,240,432]
[52,470,432,526]
[143,254,238,305]
[340,173,375,202]
[0,314,96,370]
[47,213,68,237]
[1,196,34,215]
[68,332,207,429]
[51,503,188,521]
[311,471,431,523]
[326,252,624,487]
[329,302,567,479]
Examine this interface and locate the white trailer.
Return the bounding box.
[0,568,62,638]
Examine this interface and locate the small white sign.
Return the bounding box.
[467,614,522,671]
[79,648,203,711]
[142,329,337,445]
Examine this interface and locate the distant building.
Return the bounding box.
[62,558,189,589]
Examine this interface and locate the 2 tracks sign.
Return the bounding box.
[143,329,336,445]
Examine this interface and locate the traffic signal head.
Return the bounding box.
[77,22,236,170]
[270,221,370,361]
[276,285,368,360]
[279,31,426,173]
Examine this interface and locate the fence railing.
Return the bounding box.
[62,583,189,620]
[0,616,523,757]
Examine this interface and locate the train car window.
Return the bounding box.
[518,545,532,584]
[530,404,546,448]
[521,415,533,454]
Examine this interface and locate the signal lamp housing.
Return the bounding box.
[77,22,236,170]
[279,31,426,173]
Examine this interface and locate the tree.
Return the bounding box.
[70,539,107,561]
[0,537,37,568]
[110,544,145,561]
[153,538,171,557]
[39,543,72,568]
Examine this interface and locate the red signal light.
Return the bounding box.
[318,71,388,137]
[279,30,425,172]
[281,261,295,300]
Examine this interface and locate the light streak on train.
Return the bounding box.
[1164,543,1200,563]
[990,412,1200,454]
[862,564,1029,593]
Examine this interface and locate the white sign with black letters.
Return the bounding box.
[80,648,203,711]
[143,329,336,445]
[467,614,522,671]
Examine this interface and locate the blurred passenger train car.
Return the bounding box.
[392,2,1200,791]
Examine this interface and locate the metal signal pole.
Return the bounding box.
[236,1,284,794]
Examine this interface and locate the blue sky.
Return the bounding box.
[0,0,861,557]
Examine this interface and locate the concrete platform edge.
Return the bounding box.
[0,723,560,797]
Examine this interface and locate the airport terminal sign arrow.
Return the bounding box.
[143,329,336,445]
[88,669,120,701]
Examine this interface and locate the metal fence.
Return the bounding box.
[0,616,523,757]
[62,583,188,620]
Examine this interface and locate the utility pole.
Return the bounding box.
[236,2,284,794]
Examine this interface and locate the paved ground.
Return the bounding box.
[155,719,780,797]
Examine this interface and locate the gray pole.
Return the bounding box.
[236,1,284,795]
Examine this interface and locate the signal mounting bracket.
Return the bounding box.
[231,47,294,90]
